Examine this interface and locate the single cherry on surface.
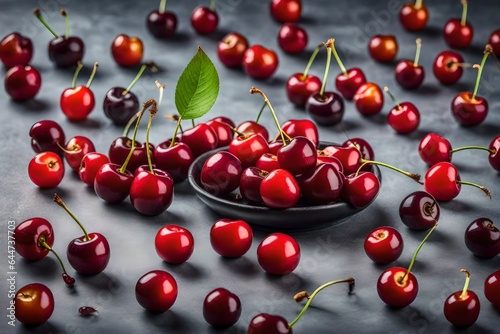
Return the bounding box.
[0,32,33,68]
[79,152,109,186]
[270,0,301,23]
[353,82,384,116]
[60,61,98,121]
[14,283,54,326]
[242,45,279,80]
[135,270,178,312]
[400,0,429,31]
[4,64,41,102]
[484,270,500,308]
[29,120,66,156]
[399,191,440,230]
[147,0,178,38]
[278,23,308,54]
[443,269,480,327]
[395,38,424,90]
[384,86,420,134]
[364,226,404,265]
[418,133,452,166]
[155,224,194,264]
[203,288,241,328]
[28,152,65,188]
[191,1,219,35]
[257,233,300,275]
[433,50,465,85]
[210,218,253,258]
[443,0,473,49]
[464,218,500,258]
[368,35,398,63]
[489,30,500,55]
[111,34,144,67]
[342,171,380,208]
[217,32,249,68]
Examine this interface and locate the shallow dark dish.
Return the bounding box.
[188,142,382,231]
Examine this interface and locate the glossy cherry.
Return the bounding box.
[108,137,154,175]
[135,270,178,312]
[277,136,316,176]
[298,163,343,204]
[353,82,384,116]
[278,23,308,54]
[341,138,375,168]
[210,218,253,258]
[260,169,300,209]
[342,171,380,208]
[229,133,269,168]
[28,152,65,188]
[155,224,194,264]
[4,65,41,101]
[257,233,300,275]
[281,119,319,148]
[79,152,109,186]
[489,30,500,55]
[484,270,500,308]
[444,269,480,327]
[130,169,174,215]
[94,162,134,203]
[239,167,267,203]
[384,86,420,134]
[63,136,96,172]
[111,34,143,67]
[217,32,249,68]
[154,140,194,182]
[206,119,233,148]
[433,50,465,85]
[395,38,424,89]
[60,62,98,121]
[399,191,440,230]
[443,0,473,49]
[147,0,178,38]
[464,218,500,258]
[399,0,429,31]
[191,3,219,35]
[418,133,452,165]
[14,283,54,326]
[236,120,269,141]
[256,153,280,172]
[270,0,301,23]
[200,151,242,196]
[368,35,398,63]
[0,32,33,68]
[242,45,279,80]
[203,288,241,328]
[29,120,66,156]
[321,145,361,175]
[364,226,404,264]
[181,123,218,158]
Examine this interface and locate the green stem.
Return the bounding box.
[459,269,471,299]
[330,39,347,75]
[461,0,468,26]
[319,41,333,97]
[122,111,141,137]
[60,9,70,38]
[451,145,494,154]
[159,0,167,13]
[399,223,438,284]
[72,62,84,88]
[288,278,355,328]
[415,0,423,10]
[39,237,70,275]
[301,43,323,80]
[191,119,196,128]
[86,62,99,88]
[53,194,90,241]
[156,81,165,106]
[34,8,58,38]
[250,87,286,145]
[145,114,155,174]
[414,38,422,67]
[471,48,491,100]
[123,64,147,96]
[255,101,267,123]
[169,116,183,148]
[383,86,401,110]
[457,180,491,198]
[209,0,216,11]
[357,159,421,183]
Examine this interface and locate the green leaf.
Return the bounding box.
[175,46,219,120]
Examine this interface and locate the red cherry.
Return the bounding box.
[4,65,41,101]
[256,153,280,172]
[342,171,380,208]
[322,145,361,176]
[353,82,384,116]
[60,62,98,121]
[181,123,218,158]
[298,163,343,205]
[155,224,194,264]
[418,133,452,166]
[94,162,134,203]
[464,218,500,258]
[341,137,375,168]
[15,218,53,261]
[79,152,109,186]
[14,283,54,326]
[210,219,253,258]
[335,68,367,101]
[236,120,269,141]
[135,270,178,312]
[368,35,398,63]
[377,266,418,307]
[484,270,500,308]
[451,92,488,126]
[395,39,424,90]
[146,1,178,38]
[281,119,319,148]
[239,167,267,203]
[443,1,473,49]
[277,23,308,54]
[443,269,480,327]
[228,133,269,168]
[242,45,279,80]
[154,140,194,182]
[257,233,300,275]
[286,73,322,108]
[248,313,291,334]
[63,136,96,172]
[0,32,33,68]
[433,50,465,85]
[399,2,429,31]
[28,152,65,188]
[384,87,420,134]
[109,136,154,174]
[111,34,143,67]
[270,0,301,23]
[217,32,249,68]
[200,151,242,196]
[206,119,233,148]
[399,191,440,230]
[203,288,242,328]
[29,120,66,156]
[489,29,500,55]
[277,136,317,176]
[130,169,174,216]
[191,6,219,34]
[260,169,300,209]
[364,226,404,264]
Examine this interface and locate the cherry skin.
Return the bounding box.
[210,218,253,258]
[256,153,280,172]
[200,151,242,196]
[399,2,429,31]
[464,218,500,258]
[130,169,174,216]
[111,34,143,67]
[239,167,267,203]
[108,137,154,174]
[387,102,420,134]
[191,6,219,35]
[257,233,300,275]
[281,119,319,148]
[433,50,464,85]
[29,120,66,156]
[4,65,41,102]
[103,87,140,125]
[15,218,54,261]
[278,23,308,54]
[147,9,177,38]
[28,152,65,188]
[60,85,95,121]
[277,136,317,176]
[488,135,500,171]
[322,145,362,176]
[79,306,98,316]
[212,116,236,129]
[47,36,84,67]
[155,224,194,264]
[236,121,269,141]
[395,60,424,90]
[484,270,500,308]
[315,155,344,173]
[248,313,291,334]
[206,119,233,148]
[67,232,110,275]
[364,226,404,264]
[135,270,178,312]
[0,32,33,68]
[268,140,285,155]
[217,32,249,68]
[489,30,500,55]
[203,288,242,328]
[94,163,134,203]
[353,82,384,116]
[418,133,452,166]
[341,138,375,168]
[63,136,96,172]
[377,266,418,307]
[286,73,322,108]
[260,169,300,209]
[335,68,367,100]
[399,191,440,230]
[443,270,480,327]
[423,162,460,201]
[242,45,279,80]
[451,92,488,126]
[181,123,218,158]
[298,163,343,205]
[368,35,398,63]
[79,152,109,186]
[228,133,269,168]
[14,283,54,326]
[443,19,473,49]
[342,171,380,208]
[306,91,345,125]
[270,0,301,23]
[154,140,194,182]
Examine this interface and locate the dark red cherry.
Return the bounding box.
[443,1,473,49]
[364,226,404,264]
[29,120,66,156]
[484,270,500,308]
[191,6,218,35]
[206,119,233,148]
[130,169,174,216]
[135,270,177,312]
[63,136,96,172]
[368,35,398,63]
[217,32,249,68]
[239,167,267,203]
[236,121,269,141]
[451,92,488,126]
[0,32,33,68]
[210,218,253,258]
[154,140,194,182]
[399,2,429,31]
[335,68,367,100]
[4,65,41,102]
[14,283,54,326]
[395,59,425,90]
[277,23,308,54]
[103,87,139,125]
[489,29,500,55]
[281,119,319,148]
[443,269,480,327]
[248,313,291,334]
[242,45,279,80]
[200,151,242,196]
[111,34,143,67]
[433,50,465,85]
[79,152,109,186]
[108,137,154,174]
[256,153,280,172]
[67,232,110,275]
[342,171,380,208]
[464,218,500,258]
[488,135,500,171]
[270,0,301,23]
[353,82,384,116]
[15,217,53,261]
[257,233,300,275]
[181,123,218,158]
[94,162,134,203]
[286,73,322,108]
[277,136,316,176]
[399,191,440,230]
[260,169,300,209]
[306,91,345,125]
[203,288,241,328]
[377,266,418,307]
[228,133,269,168]
[155,224,194,264]
[147,1,178,38]
[298,163,343,204]
[418,133,452,166]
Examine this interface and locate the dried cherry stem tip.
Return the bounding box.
[457,180,491,198]
[60,8,70,38]
[34,8,58,38]
[459,269,471,300]
[53,193,91,241]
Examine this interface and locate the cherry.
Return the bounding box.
[4,65,41,102]
[464,218,500,258]
[418,133,452,166]
[210,218,253,258]
[200,151,242,196]
[399,191,440,230]
[395,38,424,90]
[489,30,500,55]
[28,152,65,188]
[256,153,280,172]
[154,140,194,182]
[155,224,194,264]
[368,35,398,63]
[14,283,54,326]
[270,0,301,23]
[181,123,218,158]
[79,306,98,316]
[268,140,285,155]
[424,162,490,201]
[135,270,178,312]
[34,8,84,67]
[217,32,249,68]
[0,32,33,68]
[278,23,308,54]
[242,45,279,80]
[257,233,300,275]
[277,136,317,176]
[315,155,344,173]
[444,269,480,327]
[377,223,438,307]
[341,137,375,168]
[236,120,269,141]
[443,0,473,49]
[228,133,269,169]
[54,194,110,275]
[206,119,233,148]
[399,0,429,31]
[298,162,343,205]
[484,270,500,308]
[384,86,420,134]
[353,82,384,116]
[212,116,235,129]
[281,119,319,148]
[111,34,143,67]
[60,62,98,121]
[203,288,241,328]
[433,50,465,85]
[191,1,219,35]
[79,152,109,186]
[364,226,404,264]
[62,136,96,173]
[29,120,65,156]
[239,167,267,203]
[260,169,300,209]
[322,145,362,175]
[342,171,380,208]
[147,0,177,38]
[451,45,492,126]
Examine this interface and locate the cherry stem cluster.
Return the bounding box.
[301,43,324,81]
[34,8,59,38]
[414,38,422,67]
[53,194,91,241]
[461,0,468,26]
[384,86,402,110]
[357,159,422,183]
[60,9,70,38]
[459,269,471,299]
[288,278,355,328]
[159,0,167,13]
[250,87,287,145]
[38,235,73,282]
[471,45,492,101]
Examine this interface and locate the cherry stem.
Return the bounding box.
[209,0,216,11]
[459,268,471,299]
[301,43,324,80]
[461,0,468,26]
[56,141,80,154]
[145,105,158,174]
[414,38,422,67]
[415,0,423,10]
[38,235,71,279]
[384,86,402,110]
[399,223,438,284]
[34,8,58,38]
[448,62,473,68]
[250,87,286,145]
[330,38,348,76]
[155,81,165,106]
[159,0,167,13]
[357,159,422,183]
[191,119,196,128]
[60,9,70,39]
[53,194,90,242]
[123,64,147,96]
[288,278,355,328]
[456,180,491,198]
[86,62,99,88]
[471,45,492,101]
[122,111,141,137]
[169,115,183,148]
[451,145,494,154]
[319,39,333,97]
[72,62,84,88]
[255,101,267,123]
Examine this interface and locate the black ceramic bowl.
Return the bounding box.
[188,142,382,231]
